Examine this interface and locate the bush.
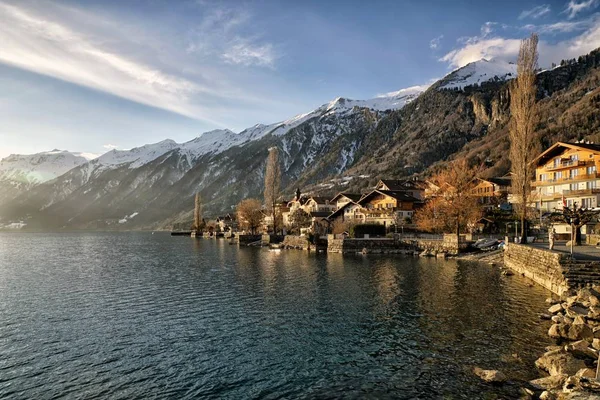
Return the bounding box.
[350,224,386,238]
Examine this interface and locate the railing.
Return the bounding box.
[534,172,600,185]
[562,188,600,196]
[544,160,589,171]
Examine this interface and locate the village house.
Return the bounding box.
[303,196,337,214]
[375,179,426,200]
[532,141,600,237]
[326,197,365,226]
[472,176,511,209]
[216,214,237,232]
[356,189,420,228]
[330,192,362,210]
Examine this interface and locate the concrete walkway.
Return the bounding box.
[529,241,600,261]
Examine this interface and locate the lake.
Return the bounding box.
[0,232,554,399]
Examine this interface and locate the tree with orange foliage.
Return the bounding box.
[416,160,482,243]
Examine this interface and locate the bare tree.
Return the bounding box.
[264,147,281,234]
[509,33,540,244]
[237,199,264,234]
[192,192,204,232]
[415,159,482,243]
[552,204,600,246]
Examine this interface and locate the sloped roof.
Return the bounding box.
[378,178,425,191]
[330,192,362,203]
[308,196,331,204]
[310,211,331,218]
[358,189,420,205]
[479,177,511,186]
[532,142,600,166]
[327,201,360,220]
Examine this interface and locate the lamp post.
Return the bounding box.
[570,216,575,259]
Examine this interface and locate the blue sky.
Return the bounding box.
[1,0,600,159]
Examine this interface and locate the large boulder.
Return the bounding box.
[535,349,587,376]
[565,340,598,359]
[529,374,568,390]
[550,323,595,341]
[549,304,564,314]
[473,367,507,383]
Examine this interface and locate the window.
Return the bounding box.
[570,183,578,190]
[582,198,593,208]
[554,158,560,167]
[567,199,574,207]
[570,169,578,178]
[555,171,562,180]
[571,154,579,161]
[588,181,598,189]
[588,165,597,175]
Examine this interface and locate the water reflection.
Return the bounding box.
[0,233,553,399]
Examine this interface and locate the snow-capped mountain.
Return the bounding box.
[5,49,597,231]
[0,150,93,185]
[438,59,517,90]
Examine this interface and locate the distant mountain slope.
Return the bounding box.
[0,86,424,230]
[2,48,599,231]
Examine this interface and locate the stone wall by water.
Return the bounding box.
[504,243,600,296]
[283,235,310,250]
[236,234,263,245]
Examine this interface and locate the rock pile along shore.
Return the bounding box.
[531,287,600,399]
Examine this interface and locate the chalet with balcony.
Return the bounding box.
[376,179,425,200]
[356,189,419,227]
[330,192,363,210]
[472,177,511,209]
[303,196,337,214]
[533,142,600,212]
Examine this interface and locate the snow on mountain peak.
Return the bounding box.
[439,58,517,90]
[0,150,90,184]
[94,139,179,169]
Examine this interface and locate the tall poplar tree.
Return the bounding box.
[509,33,540,244]
[264,147,281,234]
[193,192,203,232]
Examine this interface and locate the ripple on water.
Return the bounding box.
[0,233,554,399]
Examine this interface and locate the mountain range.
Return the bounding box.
[2,51,599,231]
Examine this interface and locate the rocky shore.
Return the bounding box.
[528,287,600,399]
[477,286,600,399]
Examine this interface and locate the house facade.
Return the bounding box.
[356,189,419,227]
[472,177,511,209]
[532,142,600,212]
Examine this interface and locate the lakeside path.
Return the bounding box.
[529,242,600,261]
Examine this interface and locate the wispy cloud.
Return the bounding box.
[565,0,599,19]
[429,35,444,50]
[186,6,278,68]
[519,4,551,20]
[0,3,226,122]
[103,144,118,150]
[440,15,600,69]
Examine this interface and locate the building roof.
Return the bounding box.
[532,142,600,166]
[479,177,511,186]
[326,201,360,220]
[377,178,425,191]
[310,211,331,218]
[307,196,331,204]
[330,192,363,203]
[358,189,420,205]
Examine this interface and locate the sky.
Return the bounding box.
[1,0,600,159]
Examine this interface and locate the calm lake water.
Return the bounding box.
[0,232,554,399]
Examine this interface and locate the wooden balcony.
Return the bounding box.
[562,188,600,196]
[544,160,592,171]
[534,172,600,186]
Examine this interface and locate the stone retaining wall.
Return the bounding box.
[504,243,600,296]
[235,234,263,245]
[283,235,310,250]
[504,243,570,295]
[327,238,413,254]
